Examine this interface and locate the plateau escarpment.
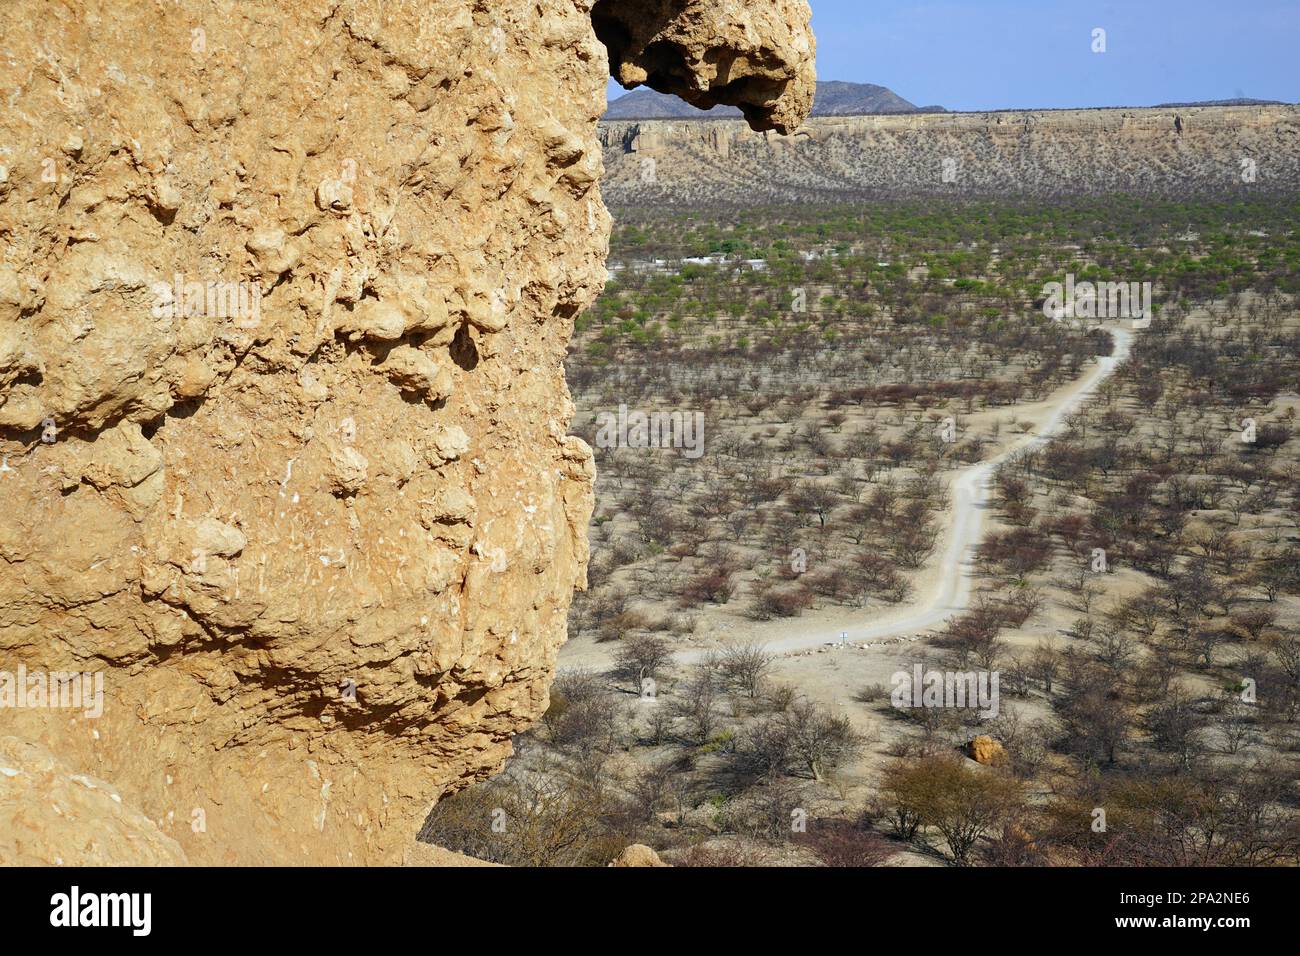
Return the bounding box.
[602,105,1300,203]
[0,0,814,865]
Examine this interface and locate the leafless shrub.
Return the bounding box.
[797,816,898,867]
[719,642,774,699]
[614,634,672,688]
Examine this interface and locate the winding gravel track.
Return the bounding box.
[680,324,1135,663]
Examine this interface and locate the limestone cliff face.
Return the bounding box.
[0,0,814,864]
[601,105,1300,202]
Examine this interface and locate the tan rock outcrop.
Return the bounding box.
[0,737,188,866]
[609,843,669,867]
[594,0,816,134]
[402,842,500,868]
[967,735,1009,767]
[0,0,814,864]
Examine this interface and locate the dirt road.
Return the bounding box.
[681,323,1135,662]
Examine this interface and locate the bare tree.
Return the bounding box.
[781,701,864,782]
[720,642,774,699]
[615,634,672,690]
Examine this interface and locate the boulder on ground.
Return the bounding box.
[966,735,1009,767]
[609,844,670,867]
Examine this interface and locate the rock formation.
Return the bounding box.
[0,0,814,864]
[593,0,815,134]
[966,736,1009,768]
[608,843,669,867]
[601,105,1300,202]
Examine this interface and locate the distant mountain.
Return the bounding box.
[604,88,724,119]
[809,81,931,116]
[603,80,939,120]
[1154,98,1286,108]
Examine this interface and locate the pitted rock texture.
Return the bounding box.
[0,0,813,864]
[594,0,816,134]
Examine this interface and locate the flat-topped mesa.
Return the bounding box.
[0,0,816,865]
[600,105,1300,201]
[593,0,816,134]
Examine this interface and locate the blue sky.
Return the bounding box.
[610,0,1300,111]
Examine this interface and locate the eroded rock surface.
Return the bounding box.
[0,736,188,866]
[594,0,816,134]
[966,736,1009,768]
[0,0,813,864]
